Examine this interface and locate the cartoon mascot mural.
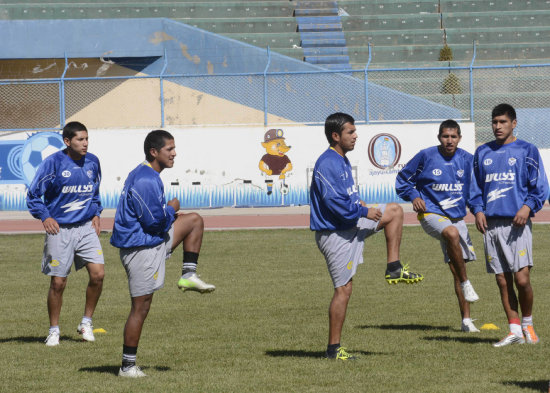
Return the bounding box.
[259,129,293,195]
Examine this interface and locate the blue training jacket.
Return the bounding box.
[469,139,548,218]
[26,150,102,224]
[310,148,368,231]
[110,161,176,249]
[395,146,473,219]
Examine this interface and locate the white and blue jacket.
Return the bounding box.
[26,150,102,224]
[110,161,176,249]
[310,148,368,231]
[469,139,548,218]
[396,146,473,219]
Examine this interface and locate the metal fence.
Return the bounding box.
[1,50,550,147]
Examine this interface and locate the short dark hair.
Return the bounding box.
[438,119,461,136]
[492,103,516,121]
[62,121,87,140]
[325,112,355,145]
[144,130,174,162]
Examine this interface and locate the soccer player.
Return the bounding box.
[27,121,104,347]
[111,130,215,378]
[470,103,548,347]
[396,119,480,333]
[310,112,423,360]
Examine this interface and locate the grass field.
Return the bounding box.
[1,226,549,393]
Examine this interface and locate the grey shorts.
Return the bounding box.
[120,226,174,297]
[41,220,104,277]
[315,204,386,288]
[419,213,476,263]
[483,218,533,274]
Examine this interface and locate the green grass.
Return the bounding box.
[1,226,550,392]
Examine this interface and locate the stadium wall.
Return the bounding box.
[0,123,476,210]
[0,18,461,128]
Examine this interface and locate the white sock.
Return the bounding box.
[462,318,472,324]
[460,280,471,287]
[81,316,92,325]
[49,326,60,334]
[509,323,523,337]
[521,316,533,329]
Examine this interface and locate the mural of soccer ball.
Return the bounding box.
[21,132,65,186]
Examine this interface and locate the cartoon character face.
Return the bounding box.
[261,138,291,157]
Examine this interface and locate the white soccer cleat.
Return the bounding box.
[493,333,525,347]
[77,322,95,342]
[461,319,480,333]
[45,331,60,347]
[461,281,479,303]
[177,273,216,293]
[118,366,146,378]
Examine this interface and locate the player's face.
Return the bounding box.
[333,122,357,155]
[492,114,517,144]
[438,127,461,156]
[152,138,176,171]
[64,130,88,159]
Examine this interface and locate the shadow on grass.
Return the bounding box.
[265,349,385,358]
[0,335,81,343]
[79,365,171,375]
[503,380,548,392]
[423,336,495,344]
[265,350,325,358]
[358,324,452,332]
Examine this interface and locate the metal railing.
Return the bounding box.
[1,45,550,146]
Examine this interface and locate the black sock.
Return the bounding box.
[122,345,138,370]
[182,251,199,275]
[386,260,402,272]
[327,343,340,356]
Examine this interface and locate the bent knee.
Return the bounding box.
[385,202,403,218]
[189,212,204,229]
[441,226,460,241]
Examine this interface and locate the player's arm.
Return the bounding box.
[474,211,488,234]
[522,145,549,216]
[91,160,103,236]
[396,152,425,213]
[26,159,59,234]
[130,178,176,234]
[315,166,367,225]
[467,150,485,220]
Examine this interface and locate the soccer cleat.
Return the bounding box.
[493,333,525,347]
[77,322,95,342]
[118,365,146,378]
[45,331,60,347]
[385,263,424,284]
[177,273,216,293]
[523,326,539,344]
[461,281,480,303]
[461,319,480,333]
[326,347,357,361]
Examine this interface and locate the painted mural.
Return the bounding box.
[0,124,477,211]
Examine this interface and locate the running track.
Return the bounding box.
[2,206,550,234]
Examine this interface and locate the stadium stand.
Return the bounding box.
[2,0,550,67]
[1,0,550,142]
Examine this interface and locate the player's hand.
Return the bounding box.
[43,217,60,235]
[167,198,180,212]
[475,212,487,234]
[367,207,383,221]
[512,205,531,227]
[412,197,426,213]
[91,215,101,236]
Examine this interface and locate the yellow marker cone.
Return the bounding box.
[480,323,499,330]
[93,328,107,334]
